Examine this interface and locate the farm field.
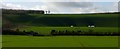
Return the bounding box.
[2,35,118,47]
[19,26,119,35]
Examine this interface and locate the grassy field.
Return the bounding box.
[2,35,118,47]
[18,26,118,35]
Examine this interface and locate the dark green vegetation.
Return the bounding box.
[19,27,118,35]
[29,14,118,27]
[2,9,119,27]
[3,27,119,36]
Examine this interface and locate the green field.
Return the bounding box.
[19,26,118,35]
[2,35,118,47]
[2,10,120,48]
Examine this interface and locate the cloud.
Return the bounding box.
[1,2,118,14]
[71,7,105,13]
[113,2,118,11]
[48,2,93,8]
[29,5,47,10]
[40,2,94,13]
[42,2,106,13]
[2,0,120,2]
[1,3,24,10]
[119,2,120,11]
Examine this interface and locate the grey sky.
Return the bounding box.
[1,0,119,14]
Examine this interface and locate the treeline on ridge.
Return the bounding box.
[2,9,45,14]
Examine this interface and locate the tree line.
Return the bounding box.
[2,29,120,36]
[51,30,119,36]
[2,29,44,36]
[2,9,45,14]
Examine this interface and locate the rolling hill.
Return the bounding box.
[2,9,119,29]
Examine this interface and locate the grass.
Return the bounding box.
[2,35,118,47]
[19,26,118,35]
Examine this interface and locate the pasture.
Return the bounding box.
[2,35,118,47]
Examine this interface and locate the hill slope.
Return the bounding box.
[2,9,120,28]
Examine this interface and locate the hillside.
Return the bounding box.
[2,9,119,29]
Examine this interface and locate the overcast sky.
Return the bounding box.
[1,0,120,14]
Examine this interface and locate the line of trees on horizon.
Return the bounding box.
[2,9,45,14]
[2,9,120,14]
